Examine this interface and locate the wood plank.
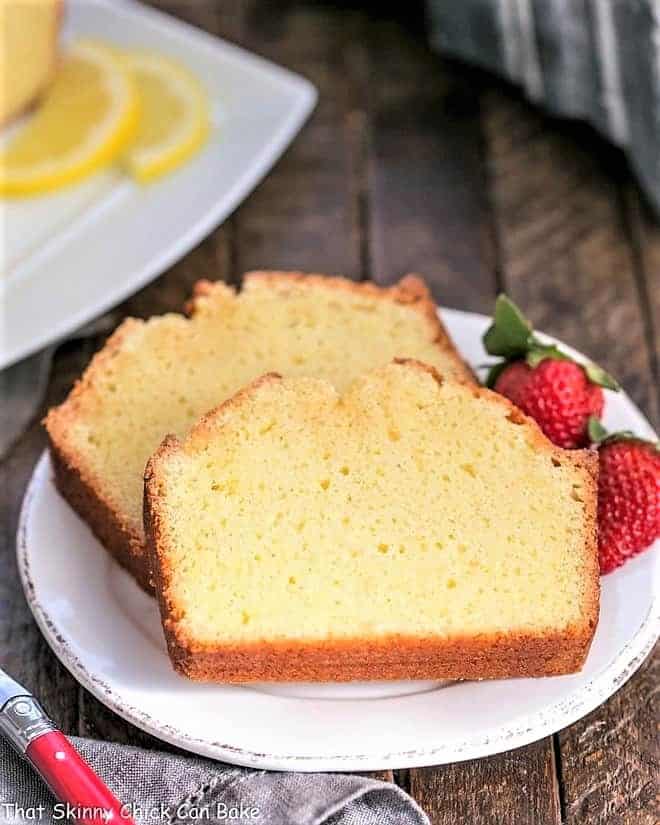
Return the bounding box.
[231,2,366,278]
[411,740,561,825]
[365,11,497,311]
[559,648,659,825]
[482,88,659,428]
[482,85,659,825]
[623,188,660,411]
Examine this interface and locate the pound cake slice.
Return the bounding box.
[145,360,599,682]
[45,273,473,592]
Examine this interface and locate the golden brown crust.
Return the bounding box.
[51,437,152,592]
[45,273,471,593]
[144,437,180,610]
[162,628,596,683]
[144,360,600,683]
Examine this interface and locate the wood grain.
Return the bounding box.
[229,0,389,785]
[624,188,660,412]
[482,88,659,427]
[559,649,659,825]
[411,740,561,825]
[231,1,366,278]
[365,13,497,310]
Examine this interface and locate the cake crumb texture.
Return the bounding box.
[145,360,599,682]
[45,272,473,591]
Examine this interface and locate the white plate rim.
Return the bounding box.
[0,0,317,369]
[16,308,660,771]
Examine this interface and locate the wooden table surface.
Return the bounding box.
[1,2,658,824]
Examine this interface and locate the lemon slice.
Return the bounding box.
[0,41,138,196]
[121,52,209,183]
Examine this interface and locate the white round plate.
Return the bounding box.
[18,310,659,771]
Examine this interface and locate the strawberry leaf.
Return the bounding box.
[587,416,609,444]
[483,294,621,392]
[587,417,653,447]
[484,361,510,389]
[583,362,620,391]
[525,343,570,368]
[483,295,533,359]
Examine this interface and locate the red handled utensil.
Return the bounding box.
[0,667,135,824]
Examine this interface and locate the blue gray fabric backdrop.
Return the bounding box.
[427,0,660,216]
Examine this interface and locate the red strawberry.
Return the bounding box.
[493,359,604,448]
[594,433,660,574]
[490,360,529,408]
[483,295,618,449]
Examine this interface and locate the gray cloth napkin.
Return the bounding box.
[0,738,429,825]
[427,0,660,217]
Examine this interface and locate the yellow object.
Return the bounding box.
[121,51,209,183]
[44,274,474,592]
[0,0,62,126]
[0,40,138,196]
[144,362,598,682]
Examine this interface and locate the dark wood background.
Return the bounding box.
[1,1,658,823]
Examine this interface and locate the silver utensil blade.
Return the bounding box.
[0,667,28,707]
